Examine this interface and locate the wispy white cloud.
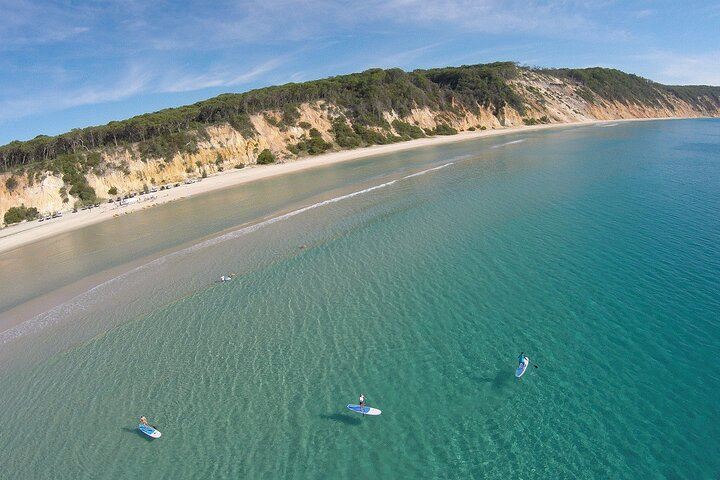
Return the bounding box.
[632,9,655,18]
[0,0,93,48]
[372,42,445,69]
[371,0,604,38]
[631,50,720,86]
[0,65,153,121]
[161,58,287,93]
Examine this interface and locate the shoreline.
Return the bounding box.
[0,117,689,255]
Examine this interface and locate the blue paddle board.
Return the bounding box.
[516,357,529,377]
[346,404,382,416]
[138,424,162,438]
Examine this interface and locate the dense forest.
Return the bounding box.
[1,62,719,173]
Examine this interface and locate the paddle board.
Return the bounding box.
[138,424,162,438]
[346,404,382,416]
[516,357,529,377]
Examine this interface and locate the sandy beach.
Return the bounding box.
[0,119,650,255]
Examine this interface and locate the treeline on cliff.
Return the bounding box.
[0,62,522,171]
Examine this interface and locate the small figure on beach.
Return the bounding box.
[220,274,235,282]
[140,416,149,426]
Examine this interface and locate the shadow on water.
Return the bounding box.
[476,369,514,391]
[121,426,155,441]
[319,413,363,426]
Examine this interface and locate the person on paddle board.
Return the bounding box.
[518,352,527,367]
[359,393,366,410]
[140,416,149,426]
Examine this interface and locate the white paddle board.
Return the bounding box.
[516,357,529,377]
[138,424,162,438]
[346,404,382,416]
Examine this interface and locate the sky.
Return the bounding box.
[1,0,719,145]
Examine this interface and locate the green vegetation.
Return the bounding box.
[523,116,550,125]
[431,123,458,135]
[5,175,18,191]
[228,113,256,138]
[543,68,670,107]
[331,120,362,148]
[290,128,332,155]
[4,204,39,225]
[256,149,275,164]
[282,104,300,126]
[665,85,720,112]
[352,124,392,145]
[49,153,97,205]
[391,120,425,140]
[138,130,200,161]
[420,63,524,115]
[575,87,596,103]
[108,186,118,195]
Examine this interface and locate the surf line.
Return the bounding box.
[491,138,526,149]
[184,161,455,252]
[0,162,454,344]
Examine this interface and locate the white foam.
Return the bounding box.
[491,139,526,149]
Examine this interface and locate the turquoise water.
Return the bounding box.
[1,120,718,478]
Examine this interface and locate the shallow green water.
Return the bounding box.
[1,120,718,478]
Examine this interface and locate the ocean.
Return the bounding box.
[0,119,718,479]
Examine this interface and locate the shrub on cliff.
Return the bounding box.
[391,120,425,140]
[257,149,275,165]
[291,129,332,155]
[432,123,458,135]
[331,120,362,148]
[4,204,39,225]
[353,124,390,145]
[5,175,18,192]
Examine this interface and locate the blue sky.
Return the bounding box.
[1,0,719,145]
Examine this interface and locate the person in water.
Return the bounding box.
[140,416,149,426]
[518,352,526,368]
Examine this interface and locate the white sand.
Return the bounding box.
[0,119,650,254]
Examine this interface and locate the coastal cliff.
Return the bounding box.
[2,63,719,224]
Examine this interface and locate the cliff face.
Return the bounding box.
[510,70,717,121]
[2,69,719,224]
